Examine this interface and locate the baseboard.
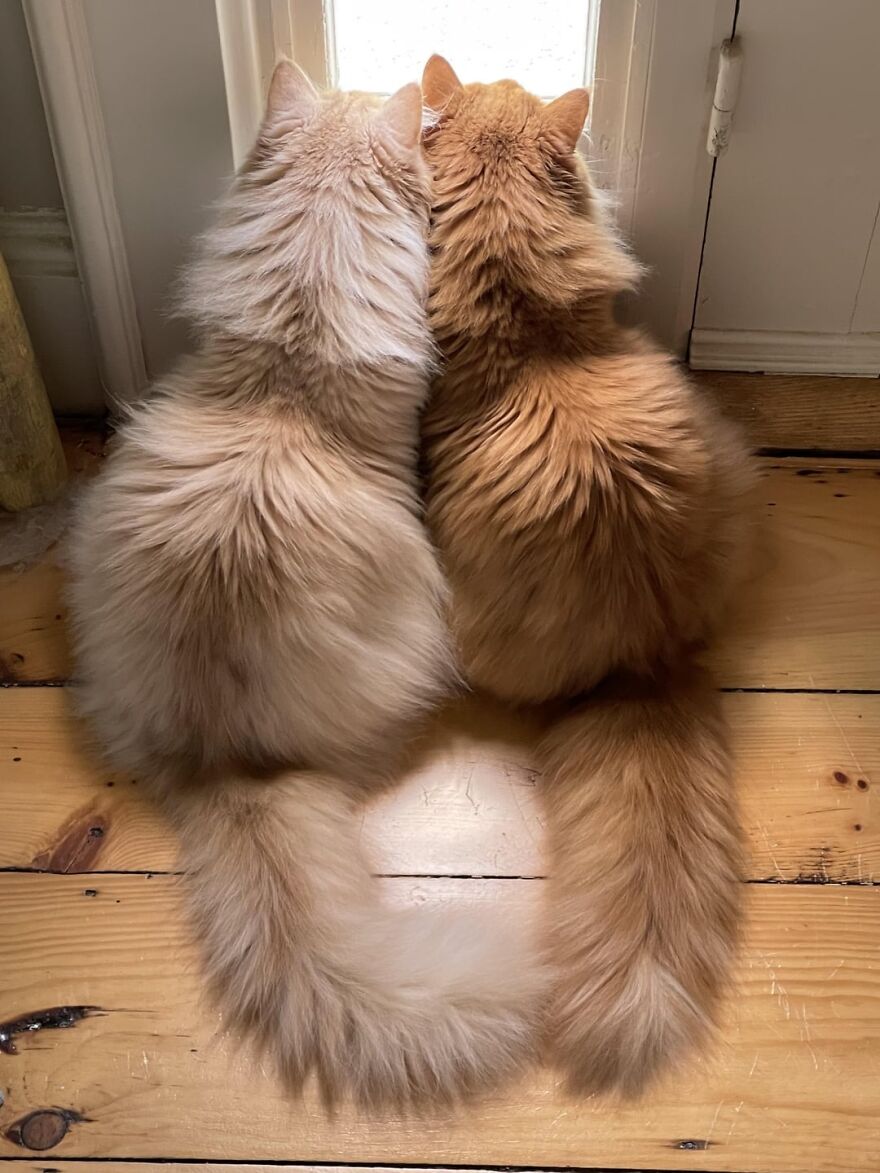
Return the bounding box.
[0,208,77,279]
[690,328,880,376]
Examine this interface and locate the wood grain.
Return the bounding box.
[3,458,877,687]
[0,424,103,682]
[709,460,880,688]
[2,433,878,1173]
[1,688,876,882]
[0,557,68,681]
[10,1168,635,1173]
[0,875,877,1173]
[698,369,880,451]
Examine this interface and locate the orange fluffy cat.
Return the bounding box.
[421,56,755,1096]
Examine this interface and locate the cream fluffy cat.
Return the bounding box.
[67,63,542,1110]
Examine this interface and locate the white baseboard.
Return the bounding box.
[689,328,880,376]
[0,208,77,279]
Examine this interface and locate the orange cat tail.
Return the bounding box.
[539,666,743,1097]
[165,770,545,1110]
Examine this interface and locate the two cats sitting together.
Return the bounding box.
[67,55,753,1111]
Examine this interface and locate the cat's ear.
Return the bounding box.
[266,59,318,120]
[376,82,423,151]
[544,88,590,152]
[422,54,462,111]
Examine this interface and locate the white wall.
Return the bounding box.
[851,219,880,336]
[691,0,880,374]
[0,1,62,210]
[82,0,234,381]
[0,0,102,413]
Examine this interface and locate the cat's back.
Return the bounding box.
[69,371,450,778]
[424,335,752,700]
[428,334,749,532]
[78,372,419,575]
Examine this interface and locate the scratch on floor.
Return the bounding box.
[725,1100,745,1141]
[798,1005,820,1070]
[462,764,480,813]
[799,1004,812,1042]
[825,697,867,776]
[508,773,542,846]
[759,824,784,878]
[705,1100,724,1145]
[767,969,792,1019]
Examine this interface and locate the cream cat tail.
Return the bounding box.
[169,770,542,1109]
[66,61,544,1110]
[420,56,754,1098]
[539,668,743,1097]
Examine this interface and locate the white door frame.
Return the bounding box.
[590,0,738,353]
[215,0,334,166]
[22,0,147,406]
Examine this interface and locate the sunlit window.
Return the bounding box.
[331,0,597,97]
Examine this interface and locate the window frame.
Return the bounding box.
[217,0,735,353]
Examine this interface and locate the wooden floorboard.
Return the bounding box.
[3,458,878,689]
[1,688,876,883]
[1,429,879,1171]
[1,876,878,1173]
[0,422,104,683]
[0,557,67,682]
[698,370,880,452]
[709,459,880,688]
[3,1163,610,1173]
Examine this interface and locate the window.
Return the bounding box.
[331,0,599,97]
[217,0,734,353]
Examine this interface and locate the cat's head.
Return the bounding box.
[418,57,640,315]
[180,64,433,359]
[240,61,429,215]
[420,55,590,200]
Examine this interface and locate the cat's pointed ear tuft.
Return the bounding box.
[544,88,590,152]
[266,59,319,119]
[422,55,462,111]
[376,82,423,151]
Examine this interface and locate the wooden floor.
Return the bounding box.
[1,411,879,1173]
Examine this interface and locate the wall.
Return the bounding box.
[0,0,102,413]
[691,0,880,374]
[83,0,234,380]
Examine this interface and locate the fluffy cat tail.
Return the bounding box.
[539,665,743,1097]
[166,769,545,1110]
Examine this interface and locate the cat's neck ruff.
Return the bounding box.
[179,166,431,375]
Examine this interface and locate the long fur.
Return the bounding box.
[540,670,743,1096]
[420,63,755,1095]
[66,68,544,1109]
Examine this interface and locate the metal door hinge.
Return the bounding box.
[707,38,743,156]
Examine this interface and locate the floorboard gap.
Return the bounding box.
[0,1159,716,1173]
[757,446,880,459]
[3,866,877,887]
